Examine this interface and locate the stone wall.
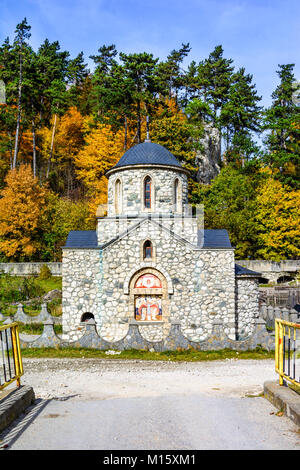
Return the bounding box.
[63,217,237,344]
[235,277,260,339]
[62,249,101,341]
[107,167,189,216]
[97,215,199,246]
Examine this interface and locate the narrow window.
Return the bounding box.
[144,176,151,209]
[143,240,153,259]
[174,178,181,212]
[174,178,178,211]
[115,179,121,214]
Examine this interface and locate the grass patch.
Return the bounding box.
[0,273,62,316]
[0,273,61,302]
[23,302,42,316]
[37,276,62,292]
[47,298,62,316]
[18,322,62,335]
[20,347,275,361]
[0,304,17,316]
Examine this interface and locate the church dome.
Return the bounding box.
[113,141,182,169]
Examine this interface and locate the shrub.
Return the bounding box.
[38,264,52,280]
[0,273,45,303]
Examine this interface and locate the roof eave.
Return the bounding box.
[106,163,190,177]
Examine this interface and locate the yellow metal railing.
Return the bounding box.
[0,322,23,391]
[275,318,300,388]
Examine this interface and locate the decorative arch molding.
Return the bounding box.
[123,263,173,294]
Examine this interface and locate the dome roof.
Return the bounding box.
[113,141,182,169]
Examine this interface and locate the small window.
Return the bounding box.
[143,240,153,259]
[115,179,122,214]
[174,178,181,212]
[144,176,151,209]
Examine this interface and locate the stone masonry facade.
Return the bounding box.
[62,141,261,348]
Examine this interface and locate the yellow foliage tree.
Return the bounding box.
[73,123,125,217]
[55,107,88,161]
[0,164,49,259]
[38,107,89,180]
[255,175,300,260]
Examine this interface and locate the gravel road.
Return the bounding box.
[1,358,300,450]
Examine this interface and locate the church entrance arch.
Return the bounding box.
[128,268,169,323]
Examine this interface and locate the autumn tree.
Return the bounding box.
[41,195,95,261]
[0,164,49,260]
[73,123,125,217]
[255,174,300,260]
[190,165,262,259]
[51,106,87,197]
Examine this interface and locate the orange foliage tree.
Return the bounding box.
[73,123,125,217]
[0,164,49,260]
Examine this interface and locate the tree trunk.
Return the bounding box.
[8,132,13,169]
[46,113,57,178]
[124,115,128,150]
[137,101,141,143]
[32,119,37,177]
[12,54,23,169]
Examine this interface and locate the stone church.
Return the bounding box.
[62,141,261,346]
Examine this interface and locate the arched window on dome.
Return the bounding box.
[144,176,152,209]
[143,240,153,259]
[174,177,182,213]
[115,178,122,214]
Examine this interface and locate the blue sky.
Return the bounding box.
[0,0,299,108]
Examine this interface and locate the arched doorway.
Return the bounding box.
[128,268,169,323]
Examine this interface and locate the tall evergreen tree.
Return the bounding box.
[9,18,31,168]
[220,67,262,163]
[194,45,234,124]
[119,52,160,143]
[89,44,118,117]
[263,64,300,187]
[156,43,191,102]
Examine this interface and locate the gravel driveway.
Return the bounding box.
[1,358,300,450]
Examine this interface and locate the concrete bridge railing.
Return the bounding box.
[239,260,300,284]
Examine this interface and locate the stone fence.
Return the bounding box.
[0,262,62,276]
[15,318,276,352]
[1,302,299,333]
[259,304,299,329]
[1,302,299,352]
[0,303,61,324]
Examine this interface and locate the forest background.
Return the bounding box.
[0,18,299,263]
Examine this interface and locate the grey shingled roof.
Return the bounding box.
[198,229,232,249]
[113,142,182,169]
[235,264,261,277]
[64,230,98,248]
[65,228,233,250]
